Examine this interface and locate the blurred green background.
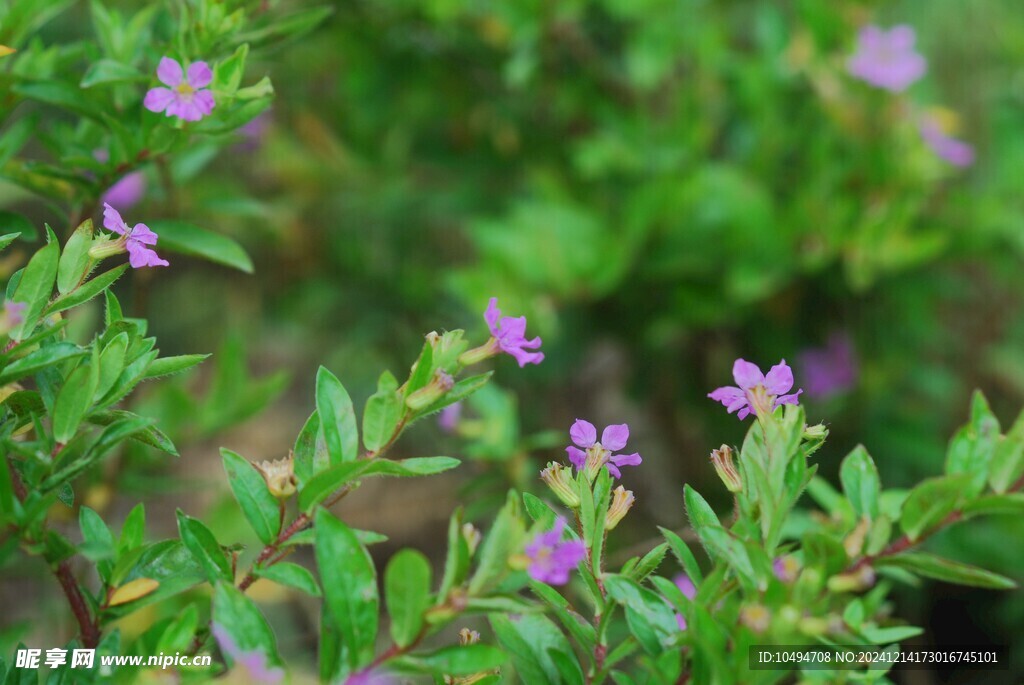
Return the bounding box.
[4,0,1024,682]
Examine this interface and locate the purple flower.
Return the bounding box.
[565,419,642,478]
[438,402,462,433]
[798,334,858,399]
[525,517,586,585]
[773,556,800,583]
[708,359,802,420]
[672,574,696,630]
[238,111,271,152]
[484,297,544,367]
[847,25,927,92]
[144,56,215,122]
[920,117,975,167]
[102,203,169,268]
[211,623,284,684]
[102,172,146,210]
[3,300,26,327]
[346,669,397,685]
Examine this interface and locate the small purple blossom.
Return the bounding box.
[798,334,858,399]
[438,402,462,433]
[525,517,586,585]
[3,300,26,327]
[238,111,271,151]
[102,203,169,268]
[102,172,146,209]
[144,56,216,122]
[708,359,802,420]
[345,669,397,685]
[673,574,696,630]
[484,297,544,367]
[920,117,975,167]
[565,419,642,478]
[211,622,284,684]
[846,25,927,92]
[773,556,800,583]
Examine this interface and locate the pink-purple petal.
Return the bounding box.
[484,297,501,332]
[127,242,169,268]
[731,359,765,390]
[143,87,176,113]
[570,419,597,448]
[763,360,794,396]
[708,386,744,404]
[601,424,629,451]
[194,89,216,115]
[186,61,213,88]
[774,390,802,407]
[566,446,586,469]
[129,223,158,245]
[102,203,129,235]
[156,56,183,87]
[610,452,642,469]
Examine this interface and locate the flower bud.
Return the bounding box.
[605,486,635,531]
[462,523,481,556]
[458,628,481,646]
[406,369,455,411]
[88,235,127,261]
[254,455,297,499]
[843,516,871,558]
[457,337,500,367]
[709,444,742,493]
[740,603,771,633]
[827,565,876,593]
[540,462,581,508]
[798,616,830,637]
[803,423,828,441]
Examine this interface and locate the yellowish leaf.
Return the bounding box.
[108,577,160,606]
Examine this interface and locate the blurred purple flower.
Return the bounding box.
[920,117,975,167]
[484,297,544,367]
[102,172,146,210]
[565,419,642,478]
[673,574,696,630]
[238,111,271,151]
[708,359,802,420]
[847,25,927,92]
[144,56,215,122]
[345,669,397,685]
[773,556,800,583]
[799,334,858,399]
[3,300,26,327]
[211,623,284,684]
[102,203,169,268]
[438,402,462,433]
[525,517,586,585]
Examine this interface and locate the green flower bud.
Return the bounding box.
[540,462,581,508]
[405,369,455,411]
[709,444,742,493]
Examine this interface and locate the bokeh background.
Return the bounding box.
[4,1,1024,683]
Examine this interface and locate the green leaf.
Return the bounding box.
[859,625,924,643]
[212,582,285,675]
[490,613,569,685]
[10,231,59,341]
[438,508,470,600]
[385,549,431,648]
[316,366,359,465]
[658,526,703,584]
[298,456,460,511]
[990,408,1024,493]
[962,493,1024,518]
[315,509,378,674]
[469,490,525,595]
[213,44,249,95]
[877,552,1016,590]
[222,448,281,545]
[80,506,115,581]
[899,474,969,541]
[0,342,86,385]
[362,370,402,453]
[57,220,95,293]
[143,354,210,380]
[946,391,1000,496]
[176,510,232,583]
[52,359,99,442]
[81,58,144,87]
[398,644,506,676]
[87,410,177,455]
[840,445,881,520]
[13,81,105,120]
[0,212,37,242]
[421,371,492,415]
[293,410,327,485]
[0,232,21,252]
[46,264,129,316]
[145,220,253,273]
[118,503,145,554]
[604,575,680,656]
[257,562,321,596]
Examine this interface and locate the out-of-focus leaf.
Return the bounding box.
[145,220,253,273]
